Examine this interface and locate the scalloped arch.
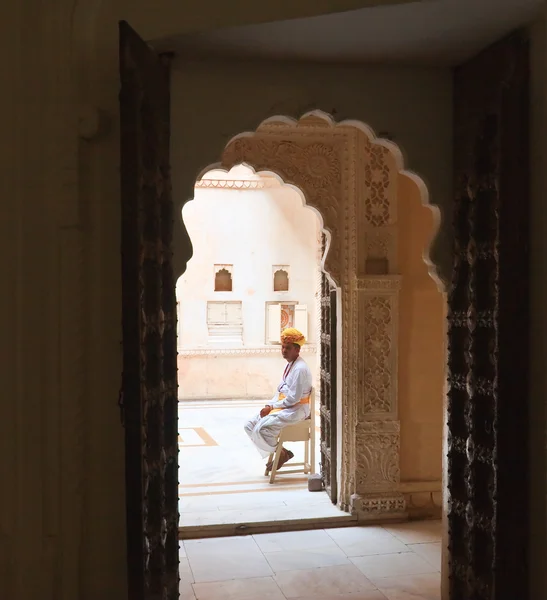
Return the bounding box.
[189,161,334,284]
[190,110,444,291]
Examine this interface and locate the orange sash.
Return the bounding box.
[270,392,310,415]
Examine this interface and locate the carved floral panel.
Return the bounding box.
[355,420,401,494]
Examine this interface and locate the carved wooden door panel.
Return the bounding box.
[448,31,529,600]
[119,21,178,600]
[319,234,338,504]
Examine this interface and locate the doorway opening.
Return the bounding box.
[177,164,350,535]
[174,129,447,595]
[173,113,448,540]
[116,20,532,597]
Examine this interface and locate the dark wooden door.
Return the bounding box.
[447,31,529,600]
[319,234,338,504]
[119,20,179,600]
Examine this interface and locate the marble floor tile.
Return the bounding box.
[181,522,442,598]
[264,544,350,572]
[216,494,291,511]
[179,580,196,600]
[180,557,195,583]
[254,529,340,553]
[184,536,273,583]
[280,489,338,506]
[325,526,411,557]
[374,573,441,600]
[351,552,438,583]
[274,564,376,598]
[179,497,223,513]
[192,576,285,599]
[181,503,344,527]
[407,543,441,571]
[382,520,442,545]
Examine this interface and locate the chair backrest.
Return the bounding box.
[310,387,316,430]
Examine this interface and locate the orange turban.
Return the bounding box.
[281,328,306,347]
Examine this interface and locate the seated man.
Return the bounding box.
[244,327,312,472]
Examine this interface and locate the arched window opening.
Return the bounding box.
[214,266,233,292]
[273,267,289,292]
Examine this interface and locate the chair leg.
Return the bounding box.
[304,437,310,474]
[269,444,283,484]
[264,452,274,477]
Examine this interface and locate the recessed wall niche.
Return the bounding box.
[273,266,290,292]
[214,264,233,292]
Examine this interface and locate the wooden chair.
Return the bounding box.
[266,388,316,484]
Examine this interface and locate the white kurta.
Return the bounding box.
[244,356,312,458]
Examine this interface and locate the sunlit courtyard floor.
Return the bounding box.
[178,399,352,534]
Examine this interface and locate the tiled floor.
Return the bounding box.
[179,519,442,599]
[178,400,347,529]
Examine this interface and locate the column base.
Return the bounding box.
[350,492,407,522]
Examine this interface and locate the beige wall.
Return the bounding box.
[398,175,445,484]
[176,168,320,399]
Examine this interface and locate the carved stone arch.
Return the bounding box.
[219,111,445,286]
[220,114,344,284]
[192,160,333,277]
[210,110,444,514]
[399,169,445,293]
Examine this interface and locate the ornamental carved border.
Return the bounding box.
[222,119,347,285]
[219,112,411,514]
[356,275,401,421]
[177,344,318,357]
[195,177,280,190]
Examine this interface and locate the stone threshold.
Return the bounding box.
[178,512,417,540]
[178,509,425,541]
[179,513,358,540]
